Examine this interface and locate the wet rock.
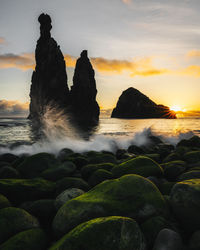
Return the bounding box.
[163,161,186,181]
[163,153,180,163]
[112,156,163,178]
[111,87,176,119]
[0,153,19,164]
[50,216,146,250]
[184,151,200,164]
[0,193,11,209]
[189,230,200,250]
[55,188,84,210]
[127,145,145,154]
[178,170,200,181]
[0,228,47,250]
[177,136,200,148]
[57,148,74,162]
[0,166,20,179]
[86,151,117,164]
[0,207,39,244]
[53,174,168,237]
[88,169,113,187]
[153,228,183,250]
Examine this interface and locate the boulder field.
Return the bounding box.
[0,135,200,249]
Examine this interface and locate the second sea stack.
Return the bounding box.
[111,87,176,119]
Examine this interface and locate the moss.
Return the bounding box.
[112,156,163,178]
[0,178,55,205]
[0,207,39,244]
[163,162,186,181]
[50,216,146,250]
[163,153,180,163]
[88,169,113,187]
[53,174,168,238]
[55,177,90,195]
[159,181,176,195]
[0,194,11,209]
[16,153,58,178]
[170,179,200,232]
[85,152,117,164]
[184,151,200,164]
[81,163,115,180]
[0,166,20,179]
[0,228,47,250]
[143,154,160,162]
[178,171,200,181]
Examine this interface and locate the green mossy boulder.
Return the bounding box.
[41,161,76,181]
[57,148,74,162]
[0,194,11,209]
[170,179,200,232]
[0,207,39,244]
[143,154,160,163]
[141,216,171,247]
[178,170,200,181]
[69,156,89,169]
[159,181,176,195]
[163,153,180,163]
[0,154,19,164]
[0,166,20,179]
[50,216,146,250]
[184,151,200,164]
[21,199,56,227]
[0,228,47,250]
[16,152,58,178]
[112,156,163,178]
[53,174,168,238]
[0,179,55,204]
[88,169,113,187]
[55,177,90,195]
[86,151,117,164]
[162,161,186,181]
[177,136,200,148]
[81,163,115,180]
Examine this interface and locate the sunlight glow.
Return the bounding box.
[170,105,186,112]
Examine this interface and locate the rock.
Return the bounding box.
[41,161,76,181]
[70,156,89,169]
[70,50,100,126]
[141,216,171,248]
[116,149,132,160]
[21,199,56,227]
[127,145,145,154]
[0,179,55,205]
[163,153,180,163]
[112,156,163,178]
[178,170,200,181]
[0,153,19,164]
[57,148,74,162]
[159,181,176,195]
[50,216,146,250]
[0,207,39,244]
[87,152,117,164]
[0,194,11,209]
[16,152,58,178]
[184,151,200,164]
[157,143,175,160]
[0,166,20,179]
[144,153,160,162]
[163,161,186,181]
[153,228,183,250]
[189,230,200,250]
[0,228,48,250]
[111,87,176,119]
[55,188,84,210]
[81,163,115,180]
[170,179,200,232]
[55,177,90,195]
[177,136,200,148]
[53,174,168,238]
[29,13,69,121]
[88,169,113,187]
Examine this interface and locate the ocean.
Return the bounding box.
[0,115,199,156]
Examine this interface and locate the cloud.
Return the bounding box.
[0,37,6,44]
[0,100,29,116]
[187,50,200,58]
[122,0,132,5]
[0,53,34,70]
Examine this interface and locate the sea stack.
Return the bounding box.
[28,13,69,121]
[70,50,100,126]
[111,87,176,119]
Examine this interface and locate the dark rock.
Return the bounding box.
[0,166,20,179]
[29,13,69,121]
[153,228,183,250]
[0,153,19,164]
[86,151,117,164]
[128,145,145,154]
[70,50,100,126]
[184,151,200,164]
[111,87,176,119]
[0,228,48,250]
[189,230,200,250]
[163,153,181,163]
[88,169,113,187]
[177,136,200,148]
[178,170,200,181]
[50,216,146,250]
[57,148,74,162]
[0,194,11,209]
[163,161,186,181]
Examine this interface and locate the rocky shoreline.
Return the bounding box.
[0,136,200,249]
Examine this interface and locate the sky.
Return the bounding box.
[0,0,200,115]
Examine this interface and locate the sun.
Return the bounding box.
[170,105,186,112]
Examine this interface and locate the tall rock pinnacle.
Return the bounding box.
[29,13,69,120]
[70,50,100,125]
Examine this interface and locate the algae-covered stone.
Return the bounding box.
[178,170,200,181]
[55,177,90,195]
[144,154,160,162]
[88,169,113,187]
[57,148,74,162]
[159,181,176,195]
[141,216,171,247]
[177,136,200,148]
[170,179,200,232]
[0,153,19,164]
[0,178,55,204]
[41,161,76,181]
[0,166,20,179]
[163,153,180,163]
[0,228,47,250]
[189,230,200,250]
[53,174,168,237]
[16,152,58,178]
[184,151,200,164]
[163,161,186,181]
[55,188,85,210]
[112,156,163,178]
[81,163,114,180]
[86,151,117,164]
[0,194,11,209]
[50,216,146,250]
[0,207,39,244]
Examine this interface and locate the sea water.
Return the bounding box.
[0,116,199,155]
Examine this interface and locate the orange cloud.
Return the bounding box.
[122,0,132,4]
[186,50,200,58]
[0,37,6,44]
[0,100,29,116]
